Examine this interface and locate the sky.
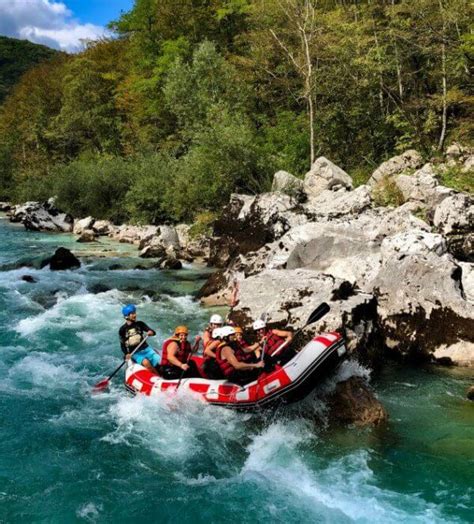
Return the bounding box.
[0,0,134,52]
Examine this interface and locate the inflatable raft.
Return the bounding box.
[124,332,346,410]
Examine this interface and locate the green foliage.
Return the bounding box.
[189,211,218,238]
[0,0,472,223]
[49,156,132,223]
[436,165,474,195]
[0,36,58,103]
[372,177,406,208]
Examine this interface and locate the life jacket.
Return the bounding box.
[203,326,215,349]
[235,340,254,363]
[161,337,191,367]
[262,330,285,356]
[215,342,236,378]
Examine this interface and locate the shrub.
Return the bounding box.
[372,176,405,207]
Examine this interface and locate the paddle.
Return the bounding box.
[263,302,330,360]
[92,335,149,393]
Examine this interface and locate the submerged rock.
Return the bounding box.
[41,247,81,271]
[76,229,97,243]
[327,377,388,427]
[21,275,37,283]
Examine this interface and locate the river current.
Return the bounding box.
[0,216,472,523]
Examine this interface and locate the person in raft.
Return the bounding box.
[202,314,224,350]
[160,325,201,379]
[215,326,264,384]
[234,326,261,362]
[253,319,293,366]
[119,304,158,373]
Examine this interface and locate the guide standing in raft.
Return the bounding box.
[119,304,158,373]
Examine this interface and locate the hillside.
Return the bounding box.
[0,36,59,103]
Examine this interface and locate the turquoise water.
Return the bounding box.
[0,216,473,523]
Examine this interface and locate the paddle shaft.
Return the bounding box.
[106,335,150,382]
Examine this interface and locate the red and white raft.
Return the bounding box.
[124,332,346,410]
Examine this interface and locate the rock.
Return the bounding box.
[304,185,372,219]
[380,231,447,260]
[271,171,304,197]
[372,251,474,360]
[89,283,111,294]
[462,155,474,173]
[459,262,474,303]
[433,342,474,367]
[210,192,300,267]
[21,275,37,283]
[41,247,81,271]
[225,268,379,357]
[394,163,453,209]
[160,257,182,270]
[76,229,98,243]
[368,150,423,187]
[467,386,474,401]
[327,377,388,427]
[446,142,464,161]
[92,220,114,236]
[73,216,95,235]
[10,200,73,232]
[176,224,210,260]
[111,224,159,245]
[303,157,353,198]
[0,202,11,212]
[433,193,474,261]
[139,244,166,259]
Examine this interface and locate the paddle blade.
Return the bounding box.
[306,302,330,326]
[92,378,110,394]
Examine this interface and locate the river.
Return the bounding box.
[0,216,472,523]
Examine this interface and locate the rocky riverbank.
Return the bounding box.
[3,144,473,417]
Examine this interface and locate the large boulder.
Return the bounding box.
[459,262,474,303]
[209,192,302,267]
[139,244,166,259]
[304,185,372,219]
[76,229,98,243]
[41,247,81,270]
[303,157,353,198]
[73,216,95,235]
[226,268,379,356]
[327,377,388,427]
[433,193,474,261]
[368,150,423,187]
[0,202,11,212]
[111,224,159,245]
[175,224,210,260]
[10,200,73,232]
[271,171,304,197]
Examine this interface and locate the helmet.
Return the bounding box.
[253,319,266,331]
[220,326,236,338]
[234,326,243,334]
[210,314,223,325]
[212,327,223,339]
[174,325,189,335]
[122,304,136,317]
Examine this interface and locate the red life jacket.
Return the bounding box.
[161,337,191,367]
[215,342,236,378]
[263,330,285,356]
[236,340,254,363]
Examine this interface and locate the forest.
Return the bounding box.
[0,0,472,224]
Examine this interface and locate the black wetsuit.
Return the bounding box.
[118,320,155,356]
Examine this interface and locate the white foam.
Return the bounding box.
[241,421,449,523]
[76,502,102,522]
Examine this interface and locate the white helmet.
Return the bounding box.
[212,327,223,339]
[253,319,266,331]
[220,325,236,338]
[210,314,223,325]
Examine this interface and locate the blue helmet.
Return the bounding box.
[122,304,136,317]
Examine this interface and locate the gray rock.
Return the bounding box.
[368,150,423,187]
[0,202,11,212]
[160,257,182,270]
[304,185,372,219]
[73,216,95,235]
[303,157,353,198]
[271,170,304,196]
[139,244,166,259]
[10,201,73,232]
[380,231,447,260]
[459,262,474,303]
[394,163,453,209]
[434,193,474,235]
